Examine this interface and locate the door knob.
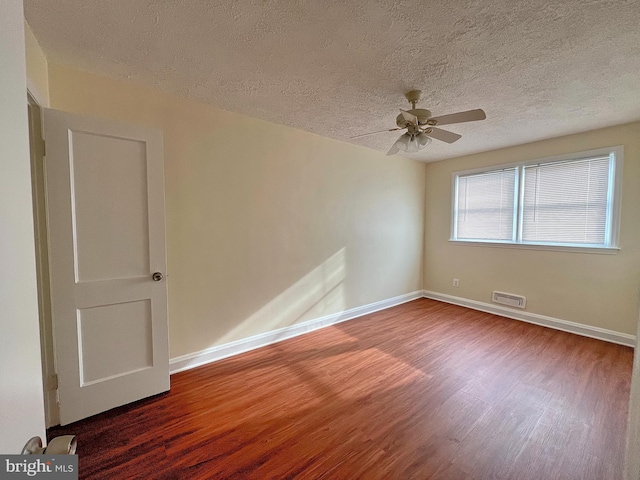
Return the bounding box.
[152,272,164,281]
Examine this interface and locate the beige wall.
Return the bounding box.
[0,3,46,452]
[424,122,640,335]
[24,21,49,105]
[47,63,426,358]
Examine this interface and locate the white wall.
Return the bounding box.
[0,1,46,453]
[626,313,640,479]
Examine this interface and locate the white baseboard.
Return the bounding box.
[169,290,424,374]
[423,290,636,348]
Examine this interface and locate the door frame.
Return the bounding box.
[27,92,60,427]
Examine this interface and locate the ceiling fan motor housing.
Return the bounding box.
[396,108,432,128]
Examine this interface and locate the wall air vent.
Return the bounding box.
[491,291,526,309]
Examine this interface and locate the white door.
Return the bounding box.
[43,109,169,425]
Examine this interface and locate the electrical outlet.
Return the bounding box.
[453,278,459,287]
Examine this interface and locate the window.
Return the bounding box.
[451,147,622,250]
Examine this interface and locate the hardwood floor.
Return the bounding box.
[48,299,633,479]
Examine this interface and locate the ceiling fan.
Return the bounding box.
[352,90,486,156]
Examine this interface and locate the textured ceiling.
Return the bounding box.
[24,0,640,162]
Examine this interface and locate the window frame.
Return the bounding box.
[450,146,623,253]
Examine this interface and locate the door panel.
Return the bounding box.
[78,300,153,385]
[43,109,169,425]
[70,130,150,282]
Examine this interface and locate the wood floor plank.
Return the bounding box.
[507,407,606,480]
[48,298,633,479]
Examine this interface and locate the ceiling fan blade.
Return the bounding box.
[386,143,400,156]
[351,128,402,139]
[386,134,407,155]
[427,127,462,144]
[429,109,486,126]
[399,109,419,124]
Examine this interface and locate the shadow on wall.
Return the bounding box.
[212,247,348,347]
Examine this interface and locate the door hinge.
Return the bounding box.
[47,374,58,391]
[41,139,46,157]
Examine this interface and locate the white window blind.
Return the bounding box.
[521,157,611,245]
[451,147,620,250]
[456,168,516,241]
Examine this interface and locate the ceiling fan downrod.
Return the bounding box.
[405,90,422,110]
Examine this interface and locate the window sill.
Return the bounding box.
[448,239,620,255]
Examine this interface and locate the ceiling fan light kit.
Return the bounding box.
[351,90,486,156]
[394,131,431,153]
